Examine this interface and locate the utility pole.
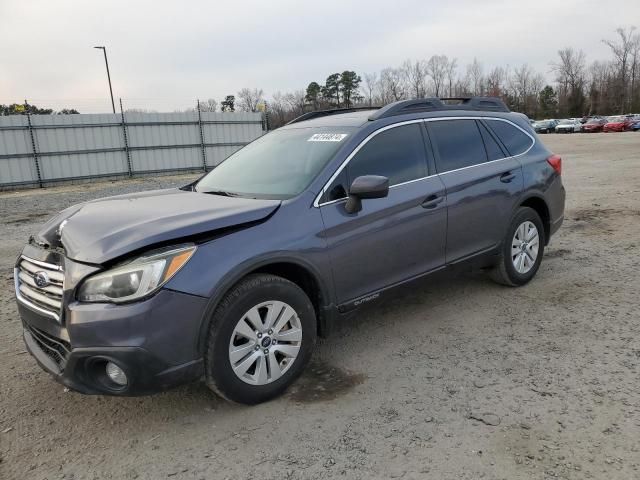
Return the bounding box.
[94,46,116,113]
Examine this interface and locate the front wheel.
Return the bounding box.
[489,207,545,286]
[204,274,316,404]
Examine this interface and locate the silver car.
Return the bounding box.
[555,119,582,133]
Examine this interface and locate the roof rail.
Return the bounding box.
[286,107,379,125]
[368,96,509,121]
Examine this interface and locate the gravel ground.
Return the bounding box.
[1,133,639,480]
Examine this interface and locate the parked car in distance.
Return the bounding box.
[555,119,582,133]
[582,118,607,133]
[533,119,558,133]
[631,120,640,131]
[14,96,565,404]
[603,115,634,132]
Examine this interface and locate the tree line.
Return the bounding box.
[0,103,79,115]
[252,26,640,128]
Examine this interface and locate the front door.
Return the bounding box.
[318,122,447,305]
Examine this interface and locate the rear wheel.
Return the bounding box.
[490,207,545,286]
[204,274,316,404]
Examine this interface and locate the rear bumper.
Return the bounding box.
[546,177,565,242]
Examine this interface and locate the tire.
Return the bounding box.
[204,273,316,404]
[489,207,545,287]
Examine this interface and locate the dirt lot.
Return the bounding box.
[1,132,639,480]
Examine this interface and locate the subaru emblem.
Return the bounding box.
[33,271,49,288]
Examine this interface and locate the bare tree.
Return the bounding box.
[237,88,264,112]
[284,90,306,116]
[199,98,218,112]
[363,72,378,106]
[530,73,545,118]
[631,35,640,110]
[603,26,638,112]
[466,58,484,95]
[268,92,288,127]
[454,76,471,97]
[425,55,449,97]
[551,47,587,115]
[445,58,458,97]
[587,60,608,113]
[379,67,406,103]
[486,66,506,97]
[509,64,539,116]
[402,59,427,98]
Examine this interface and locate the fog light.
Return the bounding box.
[105,361,127,386]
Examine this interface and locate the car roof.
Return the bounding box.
[281,107,520,130]
[281,97,519,130]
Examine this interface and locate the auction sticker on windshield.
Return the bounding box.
[308,133,348,142]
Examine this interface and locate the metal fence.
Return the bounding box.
[0,109,265,188]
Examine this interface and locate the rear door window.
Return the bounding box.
[485,120,533,156]
[429,119,487,172]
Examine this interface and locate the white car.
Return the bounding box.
[555,119,582,133]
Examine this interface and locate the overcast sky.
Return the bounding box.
[1,0,639,113]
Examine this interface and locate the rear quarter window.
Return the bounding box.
[485,120,533,156]
[478,122,505,161]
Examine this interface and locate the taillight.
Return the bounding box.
[547,154,562,175]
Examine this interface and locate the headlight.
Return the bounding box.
[77,245,196,303]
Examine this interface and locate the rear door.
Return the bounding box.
[426,118,526,263]
[318,122,447,305]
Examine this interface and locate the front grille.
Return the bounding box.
[15,256,64,322]
[25,324,71,370]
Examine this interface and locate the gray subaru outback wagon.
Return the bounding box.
[15,97,565,404]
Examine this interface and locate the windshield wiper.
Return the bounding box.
[201,189,241,197]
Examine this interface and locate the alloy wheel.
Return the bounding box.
[511,221,540,274]
[228,301,302,385]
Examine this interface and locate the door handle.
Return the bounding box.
[500,172,516,183]
[421,195,444,209]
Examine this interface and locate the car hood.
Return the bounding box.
[35,189,281,264]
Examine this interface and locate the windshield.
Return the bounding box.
[558,120,573,125]
[608,116,624,122]
[195,127,355,199]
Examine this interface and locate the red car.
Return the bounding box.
[582,118,607,132]
[603,116,635,132]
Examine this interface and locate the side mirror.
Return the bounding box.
[344,175,389,214]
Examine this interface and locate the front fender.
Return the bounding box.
[194,252,335,353]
